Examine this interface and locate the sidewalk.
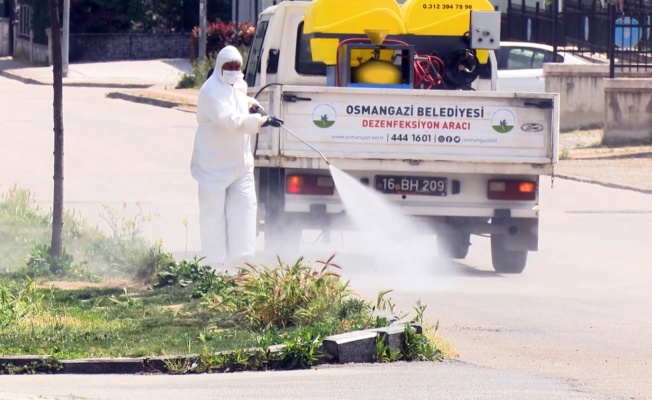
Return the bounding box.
[0,57,192,88]
[2,57,650,194]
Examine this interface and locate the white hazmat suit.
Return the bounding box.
[190,46,266,268]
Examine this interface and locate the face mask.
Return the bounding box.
[222,70,242,85]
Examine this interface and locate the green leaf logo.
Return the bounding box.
[312,104,337,128]
[491,109,516,133]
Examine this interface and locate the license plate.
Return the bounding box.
[374,175,447,196]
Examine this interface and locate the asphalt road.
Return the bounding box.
[1,75,651,399]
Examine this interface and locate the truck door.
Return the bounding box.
[244,18,270,87]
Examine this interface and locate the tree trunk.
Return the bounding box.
[49,0,64,257]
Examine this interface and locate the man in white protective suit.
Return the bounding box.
[190,45,281,269]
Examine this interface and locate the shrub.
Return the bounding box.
[190,20,256,60]
[204,256,351,329]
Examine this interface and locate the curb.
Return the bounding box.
[0,323,422,374]
[556,174,652,195]
[106,91,181,108]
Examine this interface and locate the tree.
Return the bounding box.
[49,0,65,257]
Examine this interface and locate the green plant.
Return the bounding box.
[374,333,400,363]
[0,278,44,328]
[559,147,571,160]
[275,328,323,369]
[23,243,97,281]
[402,324,443,362]
[190,20,256,60]
[223,255,350,328]
[151,255,234,298]
[0,358,63,375]
[176,52,215,89]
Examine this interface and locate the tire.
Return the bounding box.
[437,229,471,259]
[491,235,528,274]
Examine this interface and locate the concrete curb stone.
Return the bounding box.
[0,324,423,374]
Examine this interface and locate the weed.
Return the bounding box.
[374,333,399,363]
[0,278,44,327]
[402,324,443,362]
[22,243,98,281]
[176,53,217,89]
[559,147,571,160]
[274,328,323,369]
[151,255,234,298]
[0,359,63,374]
[204,255,350,329]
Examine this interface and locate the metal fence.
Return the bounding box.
[17,3,31,38]
[502,0,652,77]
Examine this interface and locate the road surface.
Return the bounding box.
[0,76,650,399]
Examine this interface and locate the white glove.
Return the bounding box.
[248,97,264,113]
[256,114,269,127]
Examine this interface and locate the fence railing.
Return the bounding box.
[502,0,652,77]
[17,4,31,39]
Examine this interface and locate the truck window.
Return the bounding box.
[295,22,327,76]
[245,20,269,86]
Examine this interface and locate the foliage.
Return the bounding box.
[20,0,232,46]
[175,52,217,89]
[22,243,97,281]
[0,187,50,272]
[375,333,400,363]
[0,278,44,328]
[0,359,63,375]
[401,323,443,361]
[204,256,350,329]
[0,186,164,282]
[402,302,443,362]
[151,255,235,298]
[190,20,255,60]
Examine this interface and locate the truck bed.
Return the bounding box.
[254,85,559,171]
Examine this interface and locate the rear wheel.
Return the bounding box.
[437,228,471,259]
[491,234,528,273]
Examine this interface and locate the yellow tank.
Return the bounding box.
[303,0,406,65]
[401,0,495,63]
[353,60,402,85]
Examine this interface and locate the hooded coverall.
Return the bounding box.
[190,46,266,268]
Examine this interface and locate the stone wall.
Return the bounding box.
[544,63,652,132]
[69,33,191,62]
[13,35,49,64]
[544,64,610,131]
[603,79,652,145]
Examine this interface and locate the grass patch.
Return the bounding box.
[0,186,448,371]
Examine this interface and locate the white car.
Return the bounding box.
[495,41,588,92]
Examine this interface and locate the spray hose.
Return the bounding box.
[278,123,331,166]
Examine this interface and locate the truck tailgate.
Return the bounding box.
[263,86,558,165]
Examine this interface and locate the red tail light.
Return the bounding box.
[487,179,536,201]
[286,175,335,195]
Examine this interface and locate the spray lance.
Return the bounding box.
[251,105,331,165]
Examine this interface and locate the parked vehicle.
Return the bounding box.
[245,0,560,273]
[496,41,588,92]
